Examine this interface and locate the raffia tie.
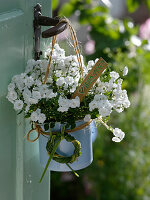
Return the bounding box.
[43,18,84,84]
[27,120,92,142]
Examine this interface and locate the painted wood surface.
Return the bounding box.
[0,1,51,199]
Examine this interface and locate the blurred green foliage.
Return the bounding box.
[51,1,150,200]
[52,0,59,10]
[127,0,150,12]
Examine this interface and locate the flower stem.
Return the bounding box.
[39,138,62,183]
[98,117,113,132]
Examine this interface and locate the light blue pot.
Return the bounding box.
[39,120,97,171]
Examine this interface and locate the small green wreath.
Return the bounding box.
[46,133,81,164]
[40,129,81,182]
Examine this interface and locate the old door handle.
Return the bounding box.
[33,3,67,60]
[42,21,67,38]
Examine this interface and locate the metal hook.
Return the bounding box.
[33,3,67,60]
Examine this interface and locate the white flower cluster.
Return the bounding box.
[7,43,130,142]
[89,70,130,117]
[57,96,80,112]
[31,109,46,124]
[6,44,84,123]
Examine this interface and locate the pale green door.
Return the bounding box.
[0,1,51,200]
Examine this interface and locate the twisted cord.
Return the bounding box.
[43,17,83,84]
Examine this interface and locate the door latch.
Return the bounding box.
[34,3,67,60]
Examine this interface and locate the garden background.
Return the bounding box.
[50,1,150,199]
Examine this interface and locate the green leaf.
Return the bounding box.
[127,0,140,13]
[17,110,23,115]
[52,0,59,10]
[66,163,79,177]
[44,123,49,131]
[59,3,74,17]
[145,0,150,10]
[39,138,62,182]
[50,122,55,128]
[71,123,76,130]
[24,114,30,118]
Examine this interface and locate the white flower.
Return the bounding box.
[27,59,36,67]
[96,81,106,93]
[15,77,25,91]
[12,74,20,82]
[113,128,125,140]
[40,60,48,72]
[38,85,48,98]
[38,113,46,124]
[35,80,42,86]
[46,77,53,84]
[55,70,62,77]
[24,76,34,87]
[110,71,119,81]
[46,90,57,99]
[123,66,128,76]
[87,60,94,70]
[123,99,131,108]
[99,107,112,117]
[64,56,73,65]
[69,96,80,108]
[112,88,130,112]
[28,98,38,104]
[30,109,46,123]
[89,101,98,111]
[57,59,65,68]
[8,83,15,91]
[23,87,31,98]
[57,96,70,112]
[23,88,32,103]
[117,78,123,85]
[25,105,30,113]
[84,114,91,122]
[31,111,38,122]
[7,90,17,101]
[112,137,121,142]
[94,94,107,101]
[36,108,41,114]
[70,85,77,93]
[14,100,23,110]
[65,76,74,86]
[57,106,69,112]
[95,58,99,63]
[32,91,41,100]
[56,77,65,87]
[70,67,79,76]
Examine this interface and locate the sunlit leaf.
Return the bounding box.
[52,0,59,10]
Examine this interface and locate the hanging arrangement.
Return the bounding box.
[6,16,130,182]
